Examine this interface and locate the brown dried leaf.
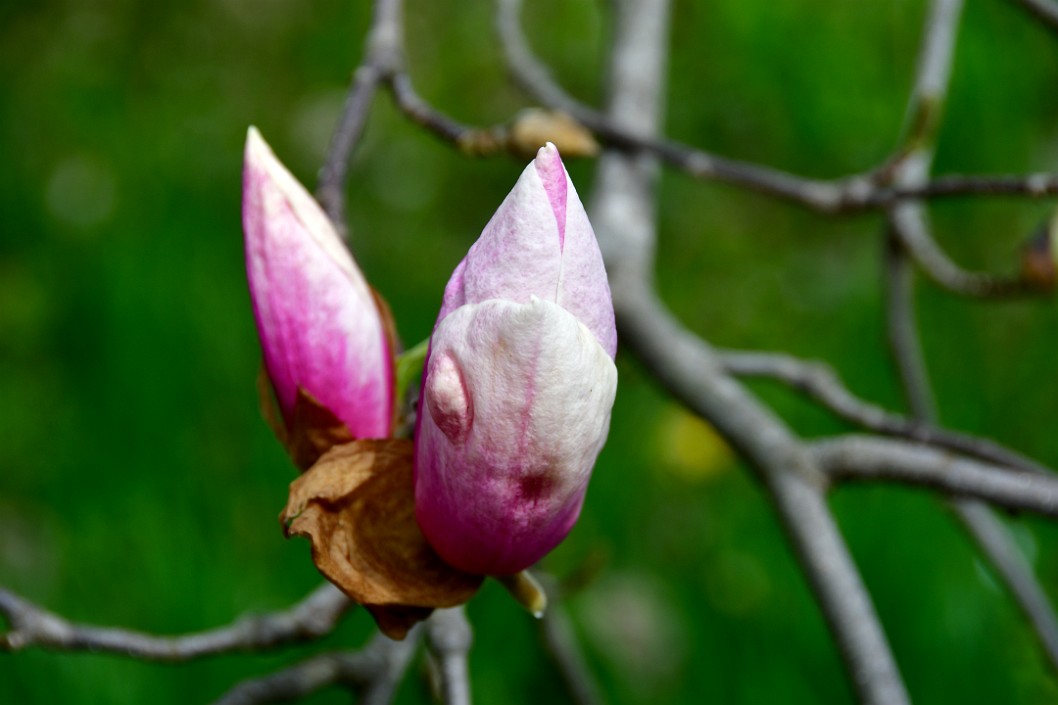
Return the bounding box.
[286,388,354,471]
[280,439,483,639]
[507,109,599,159]
[257,367,355,471]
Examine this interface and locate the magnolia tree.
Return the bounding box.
[4,0,1058,703]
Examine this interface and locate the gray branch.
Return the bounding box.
[425,608,473,705]
[884,0,1058,676]
[538,605,606,705]
[888,203,1031,298]
[0,583,350,661]
[211,629,421,705]
[885,0,1035,299]
[533,574,606,705]
[496,0,1058,214]
[884,230,939,419]
[616,287,910,705]
[586,1,909,703]
[718,349,1052,476]
[956,501,1058,669]
[317,0,404,236]
[812,436,1058,517]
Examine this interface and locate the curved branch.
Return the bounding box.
[496,0,1058,213]
[587,2,909,702]
[718,350,1053,476]
[957,501,1058,667]
[211,629,420,705]
[617,287,911,705]
[882,0,1058,676]
[317,0,404,236]
[889,203,1033,298]
[812,436,1058,517]
[0,583,351,661]
[496,0,848,212]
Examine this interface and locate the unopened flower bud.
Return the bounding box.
[242,127,394,453]
[415,143,617,576]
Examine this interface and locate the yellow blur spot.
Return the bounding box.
[655,406,733,482]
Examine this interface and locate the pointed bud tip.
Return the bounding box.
[244,125,270,163]
[535,141,561,167]
[532,143,569,249]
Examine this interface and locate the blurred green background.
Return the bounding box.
[2,0,1058,702]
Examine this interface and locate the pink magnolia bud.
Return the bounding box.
[242,127,394,443]
[415,143,618,576]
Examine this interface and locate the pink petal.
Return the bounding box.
[436,144,616,358]
[415,298,617,575]
[243,127,393,439]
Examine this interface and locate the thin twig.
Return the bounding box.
[424,607,473,705]
[496,0,1058,214]
[884,231,939,418]
[0,582,350,660]
[388,73,472,145]
[211,629,421,705]
[956,501,1058,669]
[884,0,1058,676]
[618,288,911,705]
[530,573,606,705]
[539,605,606,705]
[889,202,1032,297]
[317,0,404,236]
[585,1,909,702]
[811,436,1058,517]
[717,350,1053,476]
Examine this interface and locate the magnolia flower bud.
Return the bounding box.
[415,143,617,576]
[242,127,394,446]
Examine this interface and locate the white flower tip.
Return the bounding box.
[535,142,563,173]
[242,124,367,290]
[244,125,271,167]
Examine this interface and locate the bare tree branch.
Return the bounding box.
[893,173,1058,201]
[617,287,911,705]
[424,608,473,705]
[811,436,1058,516]
[585,1,909,702]
[211,629,420,705]
[883,0,1058,676]
[538,604,606,705]
[884,232,940,418]
[388,73,473,146]
[0,583,350,661]
[717,349,1053,476]
[956,501,1058,669]
[888,204,1033,298]
[496,0,1058,214]
[317,0,404,235]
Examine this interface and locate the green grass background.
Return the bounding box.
[2,0,1058,702]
